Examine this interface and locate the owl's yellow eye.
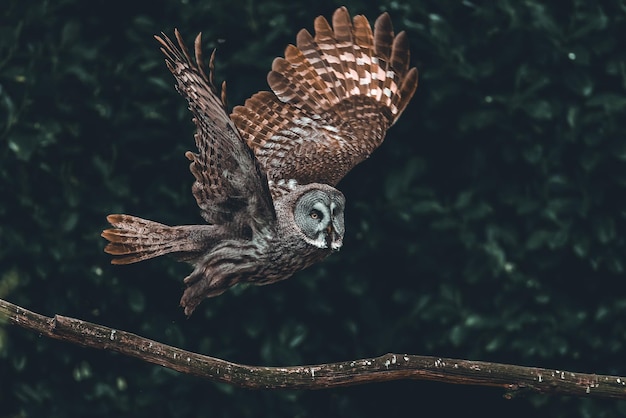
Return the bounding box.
[310,210,321,219]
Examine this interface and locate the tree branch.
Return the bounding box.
[2,297,625,399]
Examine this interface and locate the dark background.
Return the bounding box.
[2,0,626,416]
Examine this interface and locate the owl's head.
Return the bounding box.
[293,186,345,251]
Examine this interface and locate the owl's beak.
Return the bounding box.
[326,224,342,251]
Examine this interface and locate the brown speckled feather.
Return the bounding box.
[231,7,418,190]
[154,30,275,227]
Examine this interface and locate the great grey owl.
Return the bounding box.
[102,6,418,316]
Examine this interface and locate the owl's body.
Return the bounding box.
[103,7,417,315]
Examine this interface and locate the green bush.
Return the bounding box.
[2,0,626,416]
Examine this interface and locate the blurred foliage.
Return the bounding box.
[1,0,626,417]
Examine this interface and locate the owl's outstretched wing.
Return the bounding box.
[231,7,418,189]
[155,31,275,227]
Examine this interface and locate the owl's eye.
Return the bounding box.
[309,209,322,220]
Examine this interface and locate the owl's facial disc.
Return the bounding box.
[295,190,345,250]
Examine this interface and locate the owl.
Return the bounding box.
[102,7,418,316]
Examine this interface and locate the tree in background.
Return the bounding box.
[1,0,625,416]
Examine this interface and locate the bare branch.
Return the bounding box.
[2,297,625,398]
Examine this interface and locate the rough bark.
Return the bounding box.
[1,298,625,398]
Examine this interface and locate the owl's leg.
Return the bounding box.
[179,271,232,317]
[179,240,264,316]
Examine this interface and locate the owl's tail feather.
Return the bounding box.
[102,214,209,265]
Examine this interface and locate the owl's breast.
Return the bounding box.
[253,230,332,285]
